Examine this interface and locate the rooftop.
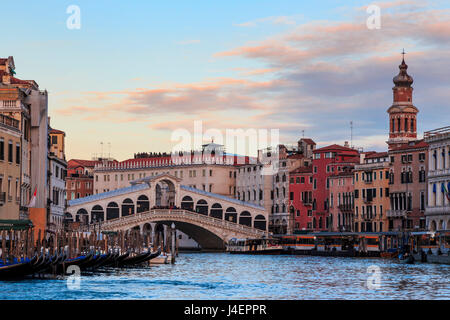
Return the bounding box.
[313,144,358,153]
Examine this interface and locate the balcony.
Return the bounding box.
[425,206,450,216]
[338,204,353,212]
[386,210,407,218]
[428,168,450,178]
[363,197,373,204]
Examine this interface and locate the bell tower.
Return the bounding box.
[387,51,418,150]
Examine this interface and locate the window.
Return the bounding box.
[8,141,13,162]
[52,136,58,144]
[419,153,425,162]
[15,144,20,164]
[314,153,320,159]
[0,139,3,160]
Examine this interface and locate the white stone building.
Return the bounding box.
[425,126,450,231]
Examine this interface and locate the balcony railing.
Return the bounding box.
[425,206,450,215]
[386,210,407,218]
[338,204,353,212]
[428,168,450,178]
[0,114,19,129]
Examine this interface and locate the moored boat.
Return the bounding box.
[227,238,282,254]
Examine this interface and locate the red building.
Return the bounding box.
[289,166,313,232]
[66,159,113,200]
[311,143,359,231]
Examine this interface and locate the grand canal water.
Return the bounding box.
[0,253,449,300]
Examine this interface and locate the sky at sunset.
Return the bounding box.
[3,0,450,161]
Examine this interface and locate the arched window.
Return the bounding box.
[210,203,223,219]
[239,211,252,227]
[196,199,208,215]
[253,215,266,231]
[225,207,237,223]
[137,195,149,213]
[122,198,135,217]
[181,195,194,211]
[106,202,119,220]
[91,205,104,223]
[76,208,89,224]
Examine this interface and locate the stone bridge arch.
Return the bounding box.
[99,209,268,250]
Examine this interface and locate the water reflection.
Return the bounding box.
[0,253,448,299]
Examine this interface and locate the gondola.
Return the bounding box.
[133,248,161,265]
[31,254,53,274]
[111,251,130,267]
[117,250,152,267]
[96,251,118,268]
[0,256,38,279]
[398,253,415,264]
[57,252,93,274]
[84,252,112,271]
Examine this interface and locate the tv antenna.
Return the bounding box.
[350,121,353,149]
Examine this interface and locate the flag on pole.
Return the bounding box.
[28,186,37,208]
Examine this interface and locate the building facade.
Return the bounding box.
[289,166,313,232]
[0,56,49,235]
[66,159,112,201]
[424,126,450,231]
[48,125,67,232]
[311,143,359,231]
[354,152,390,232]
[0,114,21,219]
[329,169,354,232]
[236,139,314,234]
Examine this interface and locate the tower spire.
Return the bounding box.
[387,51,419,150]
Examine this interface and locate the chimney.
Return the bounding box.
[344,141,349,148]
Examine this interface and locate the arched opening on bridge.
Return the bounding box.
[64,212,73,222]
[253,214,267,231]
[75,209,88,225]
[196,199,208,215]
[137,195,150,213]
[106,202,120,220]
[239,211,252,227]
[155,220,225,250]
[154,223,165,248]
[210,203,223,220]
[225,207,237,223]
[143,223,152,247]
[91,205,105,223]
[122,198,135,217]
[155,179,176,207]
[181,196,194,211]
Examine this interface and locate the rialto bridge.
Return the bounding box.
[66,174,269,249]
